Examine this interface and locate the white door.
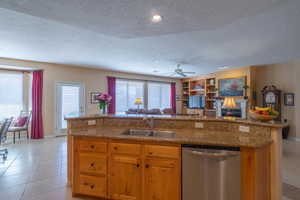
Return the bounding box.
[56,82,85,135]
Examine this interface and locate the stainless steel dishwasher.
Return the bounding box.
[182,145,240,200]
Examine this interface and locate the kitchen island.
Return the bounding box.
[65,114,287,200]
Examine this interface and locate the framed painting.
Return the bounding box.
[284,93,294,106]
[90,92,100,104]
[219,76,246,97]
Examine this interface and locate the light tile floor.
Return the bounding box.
[0,136,299,200]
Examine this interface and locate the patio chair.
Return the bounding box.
[0,118,13,160]
[8,111,32,144]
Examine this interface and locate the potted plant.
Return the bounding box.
[95,93,112,114]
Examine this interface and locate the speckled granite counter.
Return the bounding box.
[69,127,272,148]
[65,113,288,128]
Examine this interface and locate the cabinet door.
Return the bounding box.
[110,155,142,200]
[144,159,180,200]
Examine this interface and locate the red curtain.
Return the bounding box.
[31,71,44,139]
[171,82,176,114]
[107,77,116,114]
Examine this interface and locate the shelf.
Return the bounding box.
[206,99,216,101]
[205,109,216,112]
[190,88,205,92]
[206,84,215,87]
[206,91,216,94]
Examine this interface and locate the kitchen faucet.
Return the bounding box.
[143,116,155,129]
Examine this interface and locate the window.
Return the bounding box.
[116,79,144,113]
[0,72,23,120]
[148,82,171,110]
[115,78,171,113]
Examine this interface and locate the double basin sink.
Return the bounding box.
[121,129,176,138]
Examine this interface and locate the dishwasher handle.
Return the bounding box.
[184,149,239,160]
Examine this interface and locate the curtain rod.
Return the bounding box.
[112,76,176,84]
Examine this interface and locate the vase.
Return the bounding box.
[99,106,107,115]
[98,104,107,115]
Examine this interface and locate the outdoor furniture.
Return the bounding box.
[126,108,162,115]
[162,108,175,115]
[8,111,32,144]
[0,118,13,160]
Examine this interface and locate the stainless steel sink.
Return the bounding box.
[121,129,175,138]
[121,129,153,136]
[150,130,176,138]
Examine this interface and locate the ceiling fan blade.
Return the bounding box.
[178,72,187,77]
[169,72,178,77]
[182,72,196,74]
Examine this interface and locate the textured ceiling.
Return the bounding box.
[0,0,299,77]
[0,0,281,38]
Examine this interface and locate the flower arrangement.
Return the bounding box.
[95,93,112,114]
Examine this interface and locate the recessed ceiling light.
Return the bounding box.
[152,14,162,23]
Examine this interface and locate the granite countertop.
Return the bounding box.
[65,113,288,128]
[69,127,272,148]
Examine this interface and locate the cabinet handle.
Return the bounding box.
[145,164,150,168]
[148,152,153,155]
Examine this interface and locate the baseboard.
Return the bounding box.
[286,137,300,142]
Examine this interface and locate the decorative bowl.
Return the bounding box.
[249,110,278,122]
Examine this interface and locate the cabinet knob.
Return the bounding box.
[145,164,150,168]
[90,185,95,189]
[114,147,118,150]
[136,163,140,168]
[90,145,95,149]
[90,163,95,167]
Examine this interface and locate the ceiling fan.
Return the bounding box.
[170,64,196,77]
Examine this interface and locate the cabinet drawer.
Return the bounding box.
[144,145,180,159]
[79,153,107,176]
[110,143,141,155]
[78,175,107,198]
[78,140,107,153]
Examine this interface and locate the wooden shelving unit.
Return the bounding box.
[181,81,190,114]
[205,78,217,116]
[181,77,218,116]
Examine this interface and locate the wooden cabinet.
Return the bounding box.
[109,155,142,200]
[144,145,181,200]
[72,138,181,200]
[73,138,108,198]
[144,159,180,200]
